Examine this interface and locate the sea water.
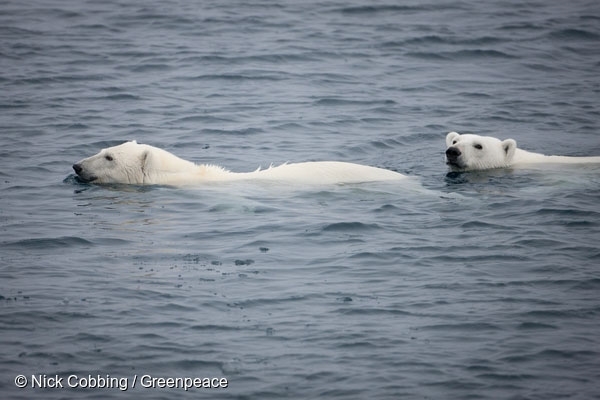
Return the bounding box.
[1,1,599,399]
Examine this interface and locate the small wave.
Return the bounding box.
[15,74,111,84]
[0,26,41,36]
[60,122,90,130]
[457,91,493,99]
[63,174,88,186]
[338,307,412,316]
[155,359,225,372]
[420,322,502,332]
[322,222,381,232]
[227,297,309,309]
[519,309,576,319]
[314,98,396,106]
[0,236,93,250]
[569,278,600,290]
[390,35,506,47]
[384,36,446,47]
[524,63,560,72]
[347,251,392,261]
[503,348,599,364]
[101,93,141,101]
[475,372,536,381]
[536,348,598,360]
[405,52,450,61]
[200,127,264,136]
[154,303,198,312]
[128,63,172,73]
[188,73,284,81]
[333,4,461,14]
[169,115,235,124]
[460,220,508,229]
[1,235,130,250]
[408,49,516,60]
[499,22,544,31]
[367,140,395,150]
[374,204,401,213]
[64,332,112,343]
[337,5,422,14]
[188,324,241,332]
[549,28,600,41]
[70,23,120,32]
[517,322,558,330]
[0,101,29,109]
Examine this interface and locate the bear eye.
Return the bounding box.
[452,140,458,145]
[474,144,483,150]
[105,154,114,161]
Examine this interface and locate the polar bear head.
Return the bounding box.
[72,141,160,184]
[445,132,517,171]
[73,141,200,185]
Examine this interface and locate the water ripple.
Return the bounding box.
[1,1,600,399]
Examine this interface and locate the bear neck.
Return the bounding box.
[510,148,548,165]
[511,148,600,165]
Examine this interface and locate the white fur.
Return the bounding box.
[73,141,406,185]
[445,132,600,171]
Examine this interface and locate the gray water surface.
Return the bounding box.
[1,1,600,399]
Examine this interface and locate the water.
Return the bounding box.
[1,0,600,398]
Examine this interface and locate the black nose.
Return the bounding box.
[445,147,461,159]
[73,164,82,174]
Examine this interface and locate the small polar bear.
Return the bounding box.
[72,141,406,186]
[445,131,600,171]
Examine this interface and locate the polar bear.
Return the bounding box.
[72,141,406,185]
[445,131,600,171]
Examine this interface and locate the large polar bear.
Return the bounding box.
[72,141,406,185]
[445,131,600,171]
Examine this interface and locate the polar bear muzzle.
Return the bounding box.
[72,163,97,182]
[445,146,462,167]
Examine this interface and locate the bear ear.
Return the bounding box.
[446,131,460,147]
[501,139,517,161]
